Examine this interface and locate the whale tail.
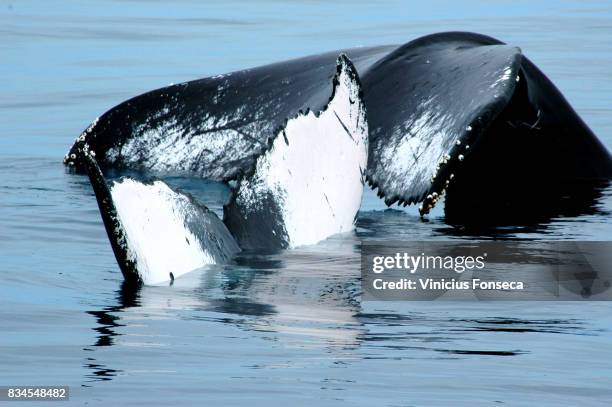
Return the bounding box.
[78,146,240,285]
[80,54,368,282]
[65,33,612,227]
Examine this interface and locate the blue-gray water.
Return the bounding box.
[1,1,612,405]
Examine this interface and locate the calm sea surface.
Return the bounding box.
[1,1,612,405]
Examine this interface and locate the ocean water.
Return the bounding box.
[1,1,612,405]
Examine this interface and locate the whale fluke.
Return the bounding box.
[79,55,369,282]
[79,147,240,285]
[65,32,612,226]
[362,32,523,211]
[359,32,612,222]
[224,55,368,250]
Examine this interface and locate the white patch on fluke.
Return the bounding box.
[379,100,455,199]
[233,56,368,248]
[490,66,513,89]
[105,104,269,179]
[110,179,229,285]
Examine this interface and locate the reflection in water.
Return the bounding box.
[83,358,120,383]
[202,243,364,347]
[87,281,141,346]
[83,281,141,384]
[83,236,602,385]
[449,317,586,334]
